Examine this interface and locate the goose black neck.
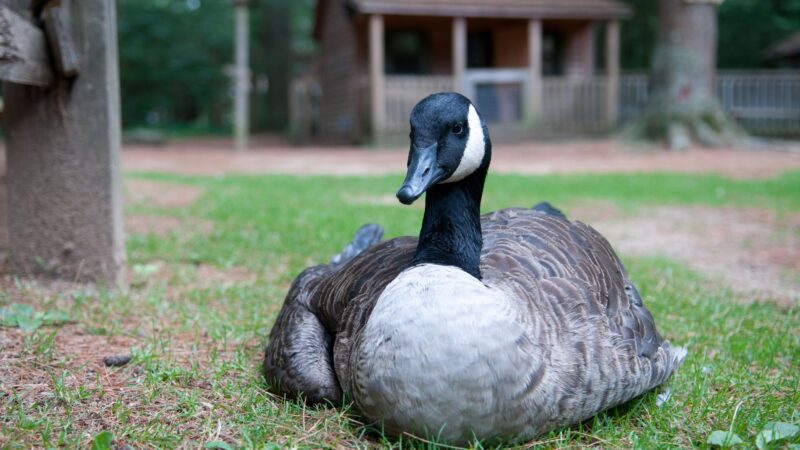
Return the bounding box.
[411,168,486,279]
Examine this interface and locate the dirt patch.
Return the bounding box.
[122,136,800,179]
[0,323,259,447]
[0,277,264,447]
[129,260,257,291]
[581,205,800,307]
[124,179,203,209]
[123,179,213,238]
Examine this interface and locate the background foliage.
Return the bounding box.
[118,0,315,132]
[117,0,800,131]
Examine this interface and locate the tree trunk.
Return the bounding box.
[628,0,744,150]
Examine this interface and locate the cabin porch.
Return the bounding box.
[358,14,621,136]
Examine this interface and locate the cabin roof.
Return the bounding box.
[764,32,800,60]
[347,0,633,20]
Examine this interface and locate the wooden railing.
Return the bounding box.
[541,76,609,133]
[717,70,800,136]
[384,75,454,132]
[288,77,318,140]
[618,74,649,124]
[619,70,800,136]
[291,70,800,138]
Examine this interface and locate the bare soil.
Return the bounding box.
[0,319,256,446]
[0,269,261,446]
[572,204,799,307]
[121,136,800,179]
[124,179,203,209]
[123,179,213,237]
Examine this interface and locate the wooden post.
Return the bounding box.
[232,0,250,152]
[526,19,543,126]
[452,17,466,94]
[605,20,620,127]
[0,5,53,85]
[369,14,385,137]
[1,0,125,284]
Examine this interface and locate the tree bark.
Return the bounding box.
[628,0,744,150]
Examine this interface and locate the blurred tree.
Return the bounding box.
[118,0,316,133]
[626,0,744,150]
[250,0,316,132]
[717,0,800,68]
[621,0,800,70]
[250,0,291,132]
[118,0,233,130]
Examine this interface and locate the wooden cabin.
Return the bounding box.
[309,0,633,142]
[764,32,800,69]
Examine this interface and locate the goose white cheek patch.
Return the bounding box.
[443,104,485,183]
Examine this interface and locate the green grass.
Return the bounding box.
[1,171,798,449]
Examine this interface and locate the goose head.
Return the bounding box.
[396,92,492,205]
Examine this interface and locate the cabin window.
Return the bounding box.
[385,30,429,74]
[543,31,564,76]
[468,31,494,68]
[475,82,523,123]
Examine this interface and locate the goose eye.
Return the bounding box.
[451,123,463,135]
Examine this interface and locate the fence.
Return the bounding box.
[385,75,454,132]
[288,77,318,140]
[541,77,609,133]
[291,70,800,139]
[717,71,800,136]
[620,70,800,136]
[385,73,611,134]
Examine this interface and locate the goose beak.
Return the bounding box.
[396,143,445,205]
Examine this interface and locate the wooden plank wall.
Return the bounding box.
[561,21,595,78]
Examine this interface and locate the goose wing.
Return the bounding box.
[480,207,664,358]
[264,235,417,403]
[311,237,417,392]
[478,208,683,428]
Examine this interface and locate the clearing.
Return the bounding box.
[1,137,798,448]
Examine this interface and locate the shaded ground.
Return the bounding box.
[122,135,800,178]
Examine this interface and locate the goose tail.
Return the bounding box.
[670,346,688,368]
[532,201,567,220]
[330,223,384,267]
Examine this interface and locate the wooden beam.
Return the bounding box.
[526,19,542,126]
[3,0,125,283]
[605,20,620,127]
[452,17,466,94]
[41,0,80,78]
[0,5,53,86]
[353,4,634,20]
[232,0,250,151]
[369,14,385,136]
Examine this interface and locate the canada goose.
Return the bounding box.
[263,92,685,444]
